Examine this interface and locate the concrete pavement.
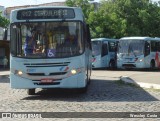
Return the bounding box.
[120,71,160,89]
[0,70,10,75]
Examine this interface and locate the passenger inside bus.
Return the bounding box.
[65,34,77,45]
[24,29,37,56]
[39,34,48,53]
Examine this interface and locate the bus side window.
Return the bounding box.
[109,42,116,52]
[151,41,157,52]
[144,41,150,57]
[156,42,160,52]
[101,43,108,57]
[10,24,18,56]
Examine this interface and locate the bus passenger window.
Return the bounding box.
[101,44,108,57]
[156,42,160,52]
[144,42,150,57]
[151,41,157,52]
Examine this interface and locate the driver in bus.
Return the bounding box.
[24,29,37,56]
[65,34,77,45]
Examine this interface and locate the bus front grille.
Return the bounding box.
[122,64,136,68]
[27,73,45,76]
[34,82,60,85]
[50,72,67,76]
[27,72,67,76]
[24,62,70,67]
[32,79,61,85]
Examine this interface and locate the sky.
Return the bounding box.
[0,0,159,7]
[0,0,65,7]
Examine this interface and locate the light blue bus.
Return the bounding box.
[92,38,117,69]
[117,37,160,69]
[10,6,92,95]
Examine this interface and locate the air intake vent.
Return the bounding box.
[34,82,60,85]
[24,62,70,67]
[27,73,45,76]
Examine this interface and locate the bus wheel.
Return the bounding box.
[88,76,91,85]
[150,60,155,69]
[27,89,35,95]
[77,71,89,93]
[109,60,115,69]
[87,69,91,85]
[78,86,88,93]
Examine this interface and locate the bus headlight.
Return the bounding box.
[139,59,143,62]
[15,70,23,76]
[71,69,77,74]
[70,68,84,75]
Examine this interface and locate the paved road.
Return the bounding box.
[0,70,160,120]
[92,69,160,89]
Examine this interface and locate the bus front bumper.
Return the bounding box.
[10,73,86,89]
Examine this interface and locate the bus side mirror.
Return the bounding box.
[86,24,91,43]
[3,28,8,40]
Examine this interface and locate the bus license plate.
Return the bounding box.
[41,78,53,83]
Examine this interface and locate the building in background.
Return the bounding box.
[0,5,9,68]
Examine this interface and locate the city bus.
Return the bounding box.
[91,38,117,69]
[10,6,92,95]
[117,37,160,69]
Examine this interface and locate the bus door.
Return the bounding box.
[101,41,109,67]
[144,41,150,67]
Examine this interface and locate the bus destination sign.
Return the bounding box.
[17,8,75,20]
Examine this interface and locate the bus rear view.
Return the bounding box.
[10,7,92,95]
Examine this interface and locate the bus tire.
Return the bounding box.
[27,89,35,95]
[88,76,91,85]
[150,60,155,69]
[77,86,88,93]
[87,69,91,85]
[109,60,115,69]
[77,70,89,93]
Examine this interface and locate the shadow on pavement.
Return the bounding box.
[115,68,160,72]
[0,75,10,83]
[22,79,159,102]
[93,68,160,72]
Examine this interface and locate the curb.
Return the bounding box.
[120,76,160,90]
[0,71,10,76]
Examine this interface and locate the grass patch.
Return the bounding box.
[144,88,160,92]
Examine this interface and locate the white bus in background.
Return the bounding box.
[10,6,92,95]
[91,38,117,69]
[117,37,160,69]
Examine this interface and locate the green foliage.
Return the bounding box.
[66,0,160,38]
[0,12,9,28]
[66,0,93,20]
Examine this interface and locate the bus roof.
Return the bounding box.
[91,38,117,42]
[119,36,160,41]
[11,6,81,11]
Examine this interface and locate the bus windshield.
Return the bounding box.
[92,41,101,56]
[10,21,84,58]
[118,39,145,56]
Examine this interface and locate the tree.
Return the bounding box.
[66,0,160,38]
[66,0,93,20]
[0,12,9,28]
